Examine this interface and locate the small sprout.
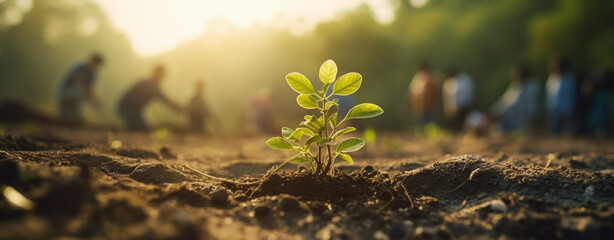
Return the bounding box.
[266,59,384,175]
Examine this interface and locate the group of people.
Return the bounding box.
[406,54,613,137]
[57,53,210,132]
[57,52,612,137]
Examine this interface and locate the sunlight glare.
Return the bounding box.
[92,0,396,57]
[409,0,429,8]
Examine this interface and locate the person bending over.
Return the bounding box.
[118,65,185,131]
[57,52,104,126]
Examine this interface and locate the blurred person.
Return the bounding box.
[188,79,211,134]
[586,69,613,136]
[546,54,577,135]
[405,60,440,131]
[118,65,185,131]
[57,52,104,126]
[442,68,474,132]
[574,71,592,135]
[489,64,539,133]
[251,87,276,134]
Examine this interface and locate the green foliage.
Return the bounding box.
[266,60,383,175]
[266,137,293,150]
[332,73,362,96]
[343,103,384,121]
[286,73,315,94]
[336,137,365,153]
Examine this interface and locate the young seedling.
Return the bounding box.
[266,59,383,176]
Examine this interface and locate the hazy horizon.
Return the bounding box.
[92,0,400,57]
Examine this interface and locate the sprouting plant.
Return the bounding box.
[266,59,383,175]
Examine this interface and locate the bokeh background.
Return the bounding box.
[1,0,613,132]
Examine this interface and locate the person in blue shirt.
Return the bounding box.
[546,54,577,135]
[118,65,186,131]
[490,64,539,133]
[57,53,104,126]
[586,68,613,136]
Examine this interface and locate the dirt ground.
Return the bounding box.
[1,120,614,240]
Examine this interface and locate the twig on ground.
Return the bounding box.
[399,181,414,209]
[448,168,481,194]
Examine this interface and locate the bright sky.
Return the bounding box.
[92,0,397,57]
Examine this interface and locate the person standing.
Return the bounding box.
[188,79,211,133]
[545,54,577,135]
[57,52,104,126]
[251,87,276,134]
[490,64,539,133]
[118,65,185,131]
[586,69,613,136]
[442,68,474,132]
[407,60,440,130]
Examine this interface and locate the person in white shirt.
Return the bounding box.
[490,64,539,133]
[443,69,474,132]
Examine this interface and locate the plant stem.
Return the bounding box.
[323,144,333,175]
[316,146,322,174]
[320,97,334,175]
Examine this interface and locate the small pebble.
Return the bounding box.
[363,165,374,173]
[583,186,595,199]
[210,189,229,205]
[490,199,507,213]
[373,231,389,240]
[254,205,272,219]
[280,196,301,212]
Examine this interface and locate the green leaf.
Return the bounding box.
[331,127,356,139]
[319,139,336,146]
[281,127,294,138]
[289,154,310,163]
[286,72,315,94]
[297,127,315,137]
[325,101,338,110]
[332,72,361,96]
[305,135,324,146]
[322,83,331,93]
[336,137,365,153]
[319,59,337,84]
[337,153,353,164]
[300,121,318,133]
[344,103,384,120]
[315,116,327,131]
[327,112,338,127]
[297,94,319,109]
[266,137,294,150]
[288,128,304,142]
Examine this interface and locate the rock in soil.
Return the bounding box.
[210,188,229,205]
[129,162,188,184]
